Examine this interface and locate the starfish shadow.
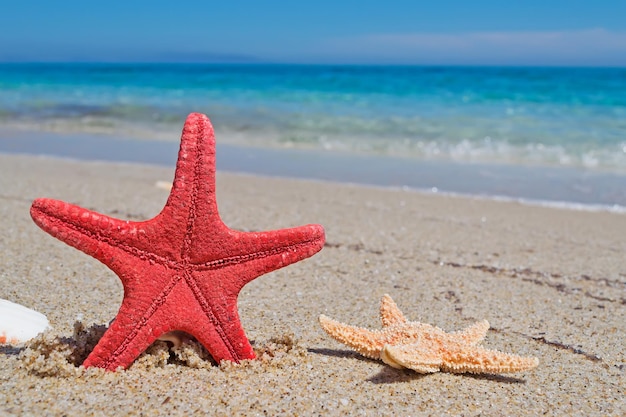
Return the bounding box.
[367,366,426,384]
[462,372,527,384]
[70,322,109,365]
[1,322,107,366]
[369,368,526,384]
[307,348,527,384]
[308,347,370,361]
[0,345,24,357]
[309,347,425,384]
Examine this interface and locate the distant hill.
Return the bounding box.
[0,48,261,63]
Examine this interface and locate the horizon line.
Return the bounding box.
[0,61,625,69]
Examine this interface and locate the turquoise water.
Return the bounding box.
[1,63,625,172]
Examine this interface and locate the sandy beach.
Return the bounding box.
[0,152,624,416]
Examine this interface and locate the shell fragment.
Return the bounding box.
[0,299,51,344]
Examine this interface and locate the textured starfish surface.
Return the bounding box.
[319,295,538,374]
[31,113,325,371]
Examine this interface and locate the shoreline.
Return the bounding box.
[1,128,625,212]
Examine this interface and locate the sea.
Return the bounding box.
[0,63,625,210]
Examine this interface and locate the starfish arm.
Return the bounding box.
[30,198,151,265]
[84,278,256,370]
[30,198,179,290]
[197,224,325,294]
[441,345,539,374]
[449,320,490,346]
[380,294,407,327]
[155,112,326,270]
[181,274,255,362]
[318,315,388,359]
[153,113,222,248]
[83,300,163,371]
[381,343,442,373]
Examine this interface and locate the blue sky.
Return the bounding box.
[2,0,625,65]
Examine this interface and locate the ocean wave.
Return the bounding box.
[1,64,624,173]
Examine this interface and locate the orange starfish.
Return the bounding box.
[319,295,538,374]
[31,113,325,371]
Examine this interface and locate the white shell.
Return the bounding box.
[0,299,51,344]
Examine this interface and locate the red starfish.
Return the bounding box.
[30,113,325,371]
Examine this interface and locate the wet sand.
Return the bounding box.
[0,153,624,416]
[1,128,625,209]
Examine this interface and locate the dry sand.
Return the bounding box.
[0,153,624,416]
